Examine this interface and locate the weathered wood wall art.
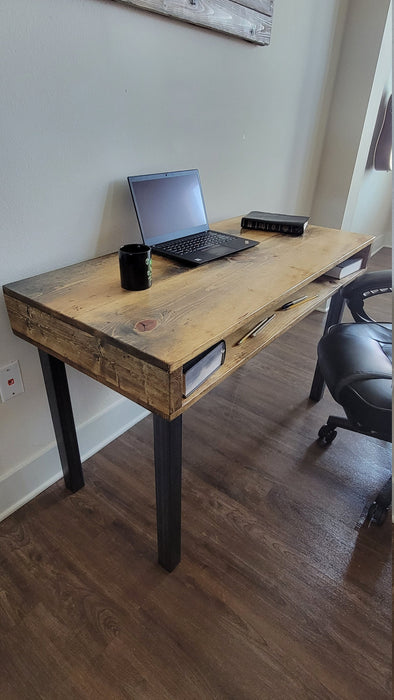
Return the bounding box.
[111,0,274,45]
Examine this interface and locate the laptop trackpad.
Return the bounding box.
[196,246,235,262]
[208,246,233,257]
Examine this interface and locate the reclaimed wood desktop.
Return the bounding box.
[3,218,373,571]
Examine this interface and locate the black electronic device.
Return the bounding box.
[127,169,259,266]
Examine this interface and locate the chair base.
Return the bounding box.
[318,414,391,445]
[366,477,392,526]
[317,415,392,525]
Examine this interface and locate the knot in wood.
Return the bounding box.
[134,319,158,333]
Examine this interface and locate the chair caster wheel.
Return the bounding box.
[367,501,388,526]
[318,424,337,446]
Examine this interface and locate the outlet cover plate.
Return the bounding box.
[0,361,24,402]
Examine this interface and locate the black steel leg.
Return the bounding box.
[153,414,182,572]
[38,350,84,492]
[309,290,346,401]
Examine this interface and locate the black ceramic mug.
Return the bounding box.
[119,244,152,291]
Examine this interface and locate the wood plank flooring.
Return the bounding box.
[0,249,391,699]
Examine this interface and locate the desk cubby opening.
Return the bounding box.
[176,264,371,417]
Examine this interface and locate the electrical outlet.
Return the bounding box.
[0,360,25,402]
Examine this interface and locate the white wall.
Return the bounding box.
[0,0,361,519]
[347,9,392,251]
[311,0,392,252]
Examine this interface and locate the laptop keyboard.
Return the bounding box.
[157,231,233,255]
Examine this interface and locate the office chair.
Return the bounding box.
[315,269,392,525]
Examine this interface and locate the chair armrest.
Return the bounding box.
[341,269,392,323]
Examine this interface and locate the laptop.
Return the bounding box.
[127,169,259,266]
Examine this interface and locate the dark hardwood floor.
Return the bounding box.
[0,249,392,699]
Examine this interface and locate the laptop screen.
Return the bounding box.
[128,169,209,246]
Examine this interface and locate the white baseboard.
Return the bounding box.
[0,398,148,523]
[372,236,392,253]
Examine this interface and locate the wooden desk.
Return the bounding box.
[3,218,373,570]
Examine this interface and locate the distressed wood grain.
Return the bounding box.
[4,222,372,372]
[111,0,274,45]
[232,0,273,15]
[4,295,183,419]
[3,219,373,419]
